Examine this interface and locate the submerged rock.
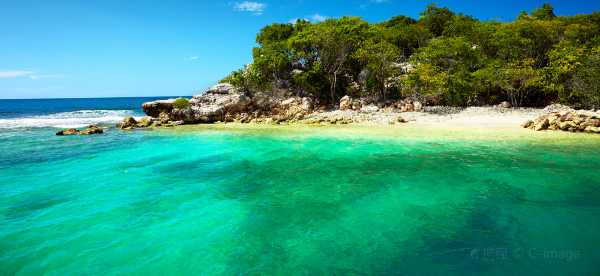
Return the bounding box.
[56,125,104,136]
[79,125,104,135]
[56,128,79,136]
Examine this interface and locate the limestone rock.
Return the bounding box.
[339,95,352,111]
[521,120,534,128]
[499,101,512,108]
[142,99,175,117]
[117,117,138,129]
[413,101,423,112]
[533,118,550,131]
[136,117,153,128]
[56,128,79,136]
[360,104,379,113]
[79,125,104,135]
[525,106,600,134]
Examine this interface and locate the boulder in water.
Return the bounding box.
[79,125,104,135]
[117,117,138,129]
[56,128,80,136]
[136,117,153,128]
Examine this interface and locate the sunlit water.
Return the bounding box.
[1,123,600,275]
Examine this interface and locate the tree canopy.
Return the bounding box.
[222,3,600,108]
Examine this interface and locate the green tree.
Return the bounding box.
[531,3,556,20]
[355,36,401,100]
[498,59,544,107]
[420,4,455,36]
[290,17,369,103]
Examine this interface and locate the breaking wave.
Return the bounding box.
[0,110,140,129]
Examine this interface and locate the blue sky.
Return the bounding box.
[1,0,599,99]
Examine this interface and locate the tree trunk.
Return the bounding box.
[330,72,337,105]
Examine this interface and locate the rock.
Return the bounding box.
[80,125,104,135]
[351,100,362,111]
[203,83,237,94]
[413,101,423,112]
[158,112,170,124]
[525,109,600,134]
[117,116,138,129]
[56,128,79,136]
[534,118,549,131]
[521,120,534,128]
[584,126,600,133]
[499,101,511,108]
[340,95,352,111]
[543,104,574,114]
[136,117,153,128]
[142,99,175,117]
[360,104,379,113]
[400,102,414,112]
[301,97,313,112]
[559,121,577,131]
[280,97,299,108]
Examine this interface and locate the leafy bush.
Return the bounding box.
[172,98,190,109]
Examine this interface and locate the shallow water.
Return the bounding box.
[1,125,599,275]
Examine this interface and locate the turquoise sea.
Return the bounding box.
[1,98,600,275]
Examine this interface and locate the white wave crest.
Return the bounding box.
[0,110,141,129]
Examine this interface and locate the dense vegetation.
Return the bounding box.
[172,98,191,109]
[222,3,600,108]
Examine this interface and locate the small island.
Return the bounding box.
[117,3,599,134]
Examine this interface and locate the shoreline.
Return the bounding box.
[158,114,600,145]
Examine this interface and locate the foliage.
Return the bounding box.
[172,98,191,109]
[219,3,600,107]
[355,30,401,100]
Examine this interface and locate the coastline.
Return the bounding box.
[158,108,600,144]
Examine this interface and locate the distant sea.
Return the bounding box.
[1,97,600,275]
[0,97,176,129]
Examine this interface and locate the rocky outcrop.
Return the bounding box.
[56,128,79,136]
[79,125,104,135]
[140,83,251,125]
[133,83,428,127]
[117,117,139,129]
[56,125,104,136]
[117,116,159,129]
[523,109,600,133]
[142,100,175,118]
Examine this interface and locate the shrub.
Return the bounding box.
[173,98,191,109]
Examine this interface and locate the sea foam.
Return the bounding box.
[0,110,140,129]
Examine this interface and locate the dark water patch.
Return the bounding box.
[5,193,70,221]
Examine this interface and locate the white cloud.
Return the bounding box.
[28,74,64,80]
[189,56,199,61]
[0,70,33,78]
[371,0,389,3]
[234,1,266,15]
[0,70,63,80]
[310,14,328,22]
